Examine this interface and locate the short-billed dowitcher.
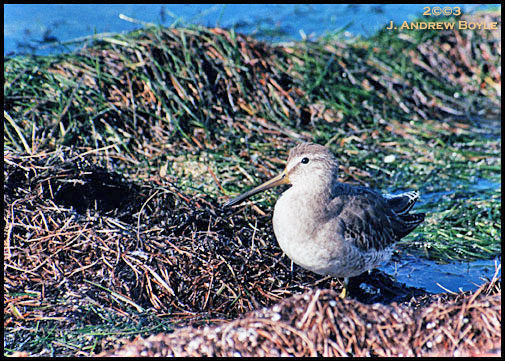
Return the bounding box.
[224,143,425,282]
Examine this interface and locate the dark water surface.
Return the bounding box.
[4,4,499,56]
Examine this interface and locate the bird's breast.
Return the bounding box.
[272,188,339,274]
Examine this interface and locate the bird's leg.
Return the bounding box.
[339,277,349,299]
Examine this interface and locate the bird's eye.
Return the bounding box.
[301,157,309,164]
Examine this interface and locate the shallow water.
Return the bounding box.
[381,254,501,294]
[4,4,499,56]
[418,177,500,205]
[383,175,500,294]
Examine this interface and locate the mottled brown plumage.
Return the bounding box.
[224,143,425,278]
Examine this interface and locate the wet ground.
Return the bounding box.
[383,171,501,295]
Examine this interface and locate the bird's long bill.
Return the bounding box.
[223,171,289,207]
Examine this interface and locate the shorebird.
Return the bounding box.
[224,143,425,290]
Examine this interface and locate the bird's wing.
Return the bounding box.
[382,190,420,215]
[324,191,403,252]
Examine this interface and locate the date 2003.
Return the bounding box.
[423,6,462,17]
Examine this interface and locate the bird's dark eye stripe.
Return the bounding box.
[301,157,309,164]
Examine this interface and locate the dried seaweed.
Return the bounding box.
[100,276,500,357]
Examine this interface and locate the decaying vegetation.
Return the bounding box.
[100,275,500,357]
